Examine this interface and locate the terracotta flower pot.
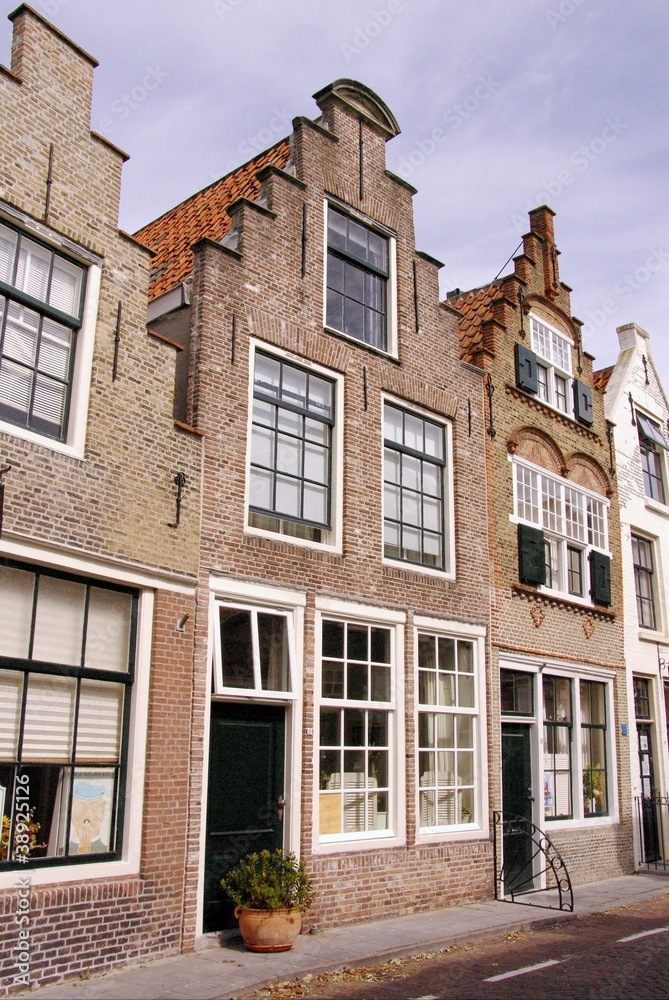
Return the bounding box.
[234,906,303,952]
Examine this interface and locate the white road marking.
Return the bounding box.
[484,959,562,982]
[617,925,669,943]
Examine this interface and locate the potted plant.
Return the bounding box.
[221,848,314,952]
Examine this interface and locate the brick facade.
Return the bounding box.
[0,7,202,993]
[451,206,633,888]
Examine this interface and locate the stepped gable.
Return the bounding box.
[135,139,291,298]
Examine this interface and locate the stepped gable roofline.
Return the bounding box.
[134,139,290,299]
[313,79,401,139]
[9,4,99,67]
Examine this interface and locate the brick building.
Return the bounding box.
[450,207,633,891]
[137,78,493,936]
[595,323,669,870]
[0,7,202,992]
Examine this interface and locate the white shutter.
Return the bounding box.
[22,674,76,761]
[0,669,24,759]
[49,258,83,318]
[76,680,123,762]
[32,576,86,665]
[0,565,34,658]
[84,588,132,673]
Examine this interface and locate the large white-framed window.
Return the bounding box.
[531,315,573,416]
[383,397,454,578]
[513,457,611,605]
[637,411,668,505]
[501,657,618,831]
[245,341,344,552]
[632,534,659,632]
[415,617,487,841]
[0,215,100,457]
[324,200,397,356]
[314,596,405,852]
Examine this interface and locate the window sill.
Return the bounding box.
[544,814,618,832]
[383,557,454,581]
[0,859,140,891]
[415,824,489,845]
[513,584,616,619]
[244,523,342,556]
[644,496,669,518]
[312,831,406,854]
[323,325,399,363]
[0,421,84,460]
[638,627,668,644]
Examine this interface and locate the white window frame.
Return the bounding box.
[511,456,610,605]
[0,537,182,890]
[313,596,405,854]
[244,339,344,553]
[212,600,298,701]
[0,210,101,459]
[382,394,455,579]
[198,577,306,936]
[632,532,663,635]
[530,314,573,417]
[323,198,398,358]
[414,616,488,844]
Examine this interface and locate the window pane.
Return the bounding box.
[49,258,83,317]
[347,625,368,661]
[276,434,301,475]
[0,223,17,282]
[69,768,116,855]
[4,301,39,365]
[322,660,344,698]
[254,353,280,396]
[344,709,365,746]
[281,363,307,408]
[0,564,34,657]
[22,674,77,761]
[320,707,340,746]
[219,609,253,688]
[303,483,328,524]
[258,614,290,691]
[16,238,50,301]
[249,468,272,509]
[76,680,124,762]
[84,588,133,673]
[275,475,300,517]
[322,620,344,658]
[371,628,391,663]
[347,662,368,700]
[251,425,273,467]
[0,669,23,758]
[384,405,402,443]
[32,576,86,666]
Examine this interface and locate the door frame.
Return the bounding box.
[195,578,305,939]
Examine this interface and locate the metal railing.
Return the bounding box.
[635,794,669,872]
[492,811,573,911]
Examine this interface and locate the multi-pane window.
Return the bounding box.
[0,222,85,441]
[514,459,609,601]
[417,634,477,829]
[632,535,657,630]
[212,605,292,694]
[637,413,668,504]
[531,317,572,415]
[326,206,389,351]
[581,681,607,816]
[383,403,447,570]
[0,561,136,868]
[249,352,334,542]
[543,676,572,819]
[501,669,534,715]
[318,620,393,840]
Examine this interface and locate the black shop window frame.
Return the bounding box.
[0,559,137,870]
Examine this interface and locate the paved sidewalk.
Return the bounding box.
[18,872,669,1000]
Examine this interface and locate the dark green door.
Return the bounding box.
[501,722,534,893]
[203,702,285,933]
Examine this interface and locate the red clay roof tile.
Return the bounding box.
[448,284,500,363]
[135,139,291,299]
[593,366,614,392]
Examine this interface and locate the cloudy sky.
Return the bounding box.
[2,0,667,385]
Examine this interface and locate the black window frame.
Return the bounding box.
[632,534,657,630]
[249,351,335,539]
[325,205,390,352]
[0,220,86,442]
[580,679,608,817]
[0,559,137,871]
[543,675,573,821]
[637,414,668,504]
[383,402,447,571]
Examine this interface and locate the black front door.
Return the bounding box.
[203,702,285,933]
[638,722,660,863]
[501,722,534,893]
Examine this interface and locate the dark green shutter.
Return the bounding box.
[589,551,611,605]
[515,344,538,394]
[518,524,546,585]
[573,380,594,426]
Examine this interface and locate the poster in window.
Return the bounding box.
[68,770,115,855]
[639,733,649,751]
[544,773,555,814]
